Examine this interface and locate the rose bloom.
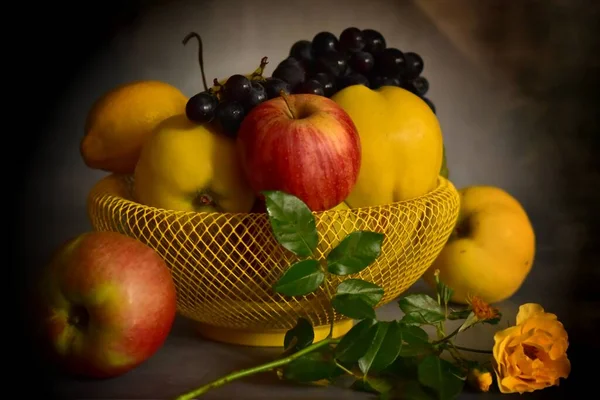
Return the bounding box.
[493,303,571,394]
[467,368,493,392]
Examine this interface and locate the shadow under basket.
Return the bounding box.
[86,174,460,347]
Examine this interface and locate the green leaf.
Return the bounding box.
[382,356,420,379]
[330,279,384,320]
[400,380,438,400]
[399,325,434,357]
[273,259,324,296]
[401,312,445,325]
[447,309,471,320]
[358,321,404,376]
[350,376,394,395]
[327,231,384,275]
[331,295,376,320]
[484,311,502,325]
[281,351,339,383]
[335,318,377,363]
[458,311,478,333]
[283,317,314,352]
[263,190,318,257]
[399,294,445,325]
[417,356,466,400]
[434,271,453,307]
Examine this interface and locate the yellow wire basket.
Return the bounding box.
[87,174,460,347]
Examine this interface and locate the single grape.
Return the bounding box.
[277,56,302,69]
[242,81,268,113]
[403,52,424,79]
[337,72,369,91]
[421,96,436,114]
[262,77,292,99]
[370,75,401,89]
[272,62,306,89]
[339,27,365,53]
[313,72,336,97]
[290,40,313,64]
[362,29,386,54]
[294,79,325,96]
[349,51,375,75]
[215,101,245,137]
[223,74,252,102]
[185,91,219,123]
[302,59,318,77]
[315,51,348,77]
[375,48,406,77]
[404,76,429,96]
[312,31,339,57]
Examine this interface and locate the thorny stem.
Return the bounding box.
[323,278,335,339]
[454,345,493,355]
[335,361,361,379]
[175,337,340,400]
[182,32,209,92]
[433,325,461,345]
[447,342,467,363]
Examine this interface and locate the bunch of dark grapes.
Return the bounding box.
[183,27,437,140]
[273,27,436,114]
[185,57,275,137]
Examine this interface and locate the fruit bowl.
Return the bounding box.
[87,173,460,347]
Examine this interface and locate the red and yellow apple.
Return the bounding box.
[236,93,362,212]
[36,231,177,379]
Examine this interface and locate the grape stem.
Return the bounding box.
[279,90,297,119]
[250,56,269,80]
[182,32,209,92]
[173,337,339,400]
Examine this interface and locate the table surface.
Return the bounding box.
[49,277,571,400]
[18,0,595,399]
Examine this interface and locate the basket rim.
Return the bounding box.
[88,174,456,218]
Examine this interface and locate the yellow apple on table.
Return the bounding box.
[133,114,255,214]
[423,185,536,304]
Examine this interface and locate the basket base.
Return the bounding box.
[195,319,354,347]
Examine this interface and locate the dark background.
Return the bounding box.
[12,0,598,398]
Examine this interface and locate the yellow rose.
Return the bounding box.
[492,303,571,394]
[467,367,493,392]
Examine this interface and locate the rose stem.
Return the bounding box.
[454,345,493,354]
[174,337,340,400]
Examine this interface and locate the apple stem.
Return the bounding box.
[174,337,339,400]
[279,90,297,119]
[182,32,209,92]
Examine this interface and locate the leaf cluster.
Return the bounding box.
[263,191,503,399]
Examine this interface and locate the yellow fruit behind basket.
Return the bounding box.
[81,80,188,174]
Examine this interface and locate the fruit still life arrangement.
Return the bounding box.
[33,26,570,399]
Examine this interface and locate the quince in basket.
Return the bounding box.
[331,84,444,208]
[133,114,255,214]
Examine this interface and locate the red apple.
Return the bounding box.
[236,93,361,212]
[36,231,177,379]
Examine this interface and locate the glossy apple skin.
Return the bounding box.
[37,231,177,379]
[236,93,361,212]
